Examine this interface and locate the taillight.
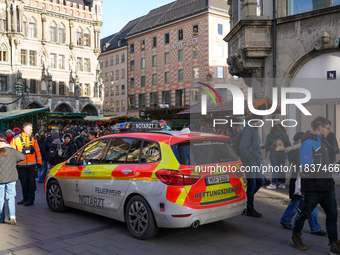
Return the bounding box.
[156,169,201,186]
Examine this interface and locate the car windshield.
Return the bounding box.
[175,139,239,165]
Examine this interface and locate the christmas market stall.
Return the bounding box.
[84,115,143,127]
[49,112,88,127]
[0,108,50,133]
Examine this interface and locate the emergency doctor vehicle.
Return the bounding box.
[45,123,246,239]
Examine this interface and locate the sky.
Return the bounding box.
[101,0,175,39]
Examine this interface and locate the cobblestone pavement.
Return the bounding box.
[0,180,339,255]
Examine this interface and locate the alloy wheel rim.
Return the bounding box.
[48,184,61,209]
[128,201,148,234]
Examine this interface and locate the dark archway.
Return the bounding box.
[26,103,42,109]
[0,106,7,112]
[81,104,98,116]
[55,103,72,113]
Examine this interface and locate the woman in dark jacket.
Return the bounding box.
[64,134,76,158]
[264,124,291,189]
[0,134,25,225]
[37,135,48,183]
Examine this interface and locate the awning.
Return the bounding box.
[0,108,50,121]
[49,112,88,122]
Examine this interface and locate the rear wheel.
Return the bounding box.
[46,180,66,212]
[125,195,159,239]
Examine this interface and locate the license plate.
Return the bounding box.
[205,175,229,185]
[131,123,159,130]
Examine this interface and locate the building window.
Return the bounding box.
[178,69,184,82]
[58,28,65,43]
[164,52,170,64]
[116,85,119,95]
[115,70,119,80]
[190,88,200,105]
[218,24,223,35]
[178,29,183,40]
[175,89,185,107]
[110,101,114,111]
[59,81,65,95]
[164,72,170,84]
[110,86,114,96]
[150,92,158,108]
[162,91,171,105]
[121,69,125,79]
[1,19,6,32]
[50,54,56,68]
[152,55,157,67]
[141,76,145,87]
[105,102,109,110]
[130,78,135,88]
[193,25,199,37]
[23,21,26,36]
[178,49,184,62]
[100,59,103,68]
[217,45,224,58]
[21,50,27,65]
[217,66,224,79]
[152,74,157,85]
[84,84,89,96]
[116,101,120,112]
[130,60,135,71]
[121,53,125,63]
[110,71,114,81]
[105,87,109,97]
[139,94,146,108]
[84,31,90,46]
[0,76,7,92]
[76,32,82,46]
[29,23,36,38]
[192,67,199,80]
[152,37,157,48]
[50,26,56,42]
[105,72,108,82]
[77,57,83,72]
[84,58,90,72]
[121,100,126,111]
[192,45,199,59]
[140,40,145,51]
[0,48,7,62]
[29,51,36,66]
[52,81,56,94]
[164,33,170,44]
[105,57,108,67]
[121,85,125,95]
[115,55,119,64]
[141,57,146,69]
[130,43,134,54]
[30,79,37,94]
[110,56,114,66]
[128,95,135,109]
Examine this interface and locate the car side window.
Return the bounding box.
[79,139,110,165]
[141,140,160,163]
[126,139,142,163]
[104,138,133,164]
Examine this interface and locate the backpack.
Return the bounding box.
[271,135,285,152]
[57,143,68,158]
[232,127,253,156]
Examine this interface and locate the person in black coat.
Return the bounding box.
[75,129,87,149]
[279,132,326,236]
[48,131,68,168]
[37,135,48,183]
[64,134,76,158]
[326,131,339,164]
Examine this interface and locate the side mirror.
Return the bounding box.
[69,157,77,165]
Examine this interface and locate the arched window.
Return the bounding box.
[0,10,6,31]
[76,27,83,46]
[28,17,36,38]
[50,21,56,42]
[0,44,8,62]
[58,23,65,43]
[84,28,90,47]
[22,16,27,36]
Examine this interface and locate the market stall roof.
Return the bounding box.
[177,97,281,116]
[49,112,88,121]
[84,116,113,122]
[0,108,50,121]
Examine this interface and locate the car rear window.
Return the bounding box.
[174,139,239,165]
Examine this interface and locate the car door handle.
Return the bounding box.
[84,169,92,174]
[121,169,132,175]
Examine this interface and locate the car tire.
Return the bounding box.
[125,195,159,239]
[46,180,66,212]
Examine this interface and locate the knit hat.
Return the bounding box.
[52,131,59,140]
[64,134,71,139]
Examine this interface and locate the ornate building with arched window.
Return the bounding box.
[0,0,103,117]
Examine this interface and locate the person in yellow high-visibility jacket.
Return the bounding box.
[10,123,42,206]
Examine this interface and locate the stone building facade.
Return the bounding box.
[0,0,103,116]
[225,0,340,143]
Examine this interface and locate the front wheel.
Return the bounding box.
[125,195,159,239]
[46,180,66,212]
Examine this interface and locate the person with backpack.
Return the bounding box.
[48,131,68,168]
[265,124,291,189]
[238,114,265,218]
[280,132,326,236]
